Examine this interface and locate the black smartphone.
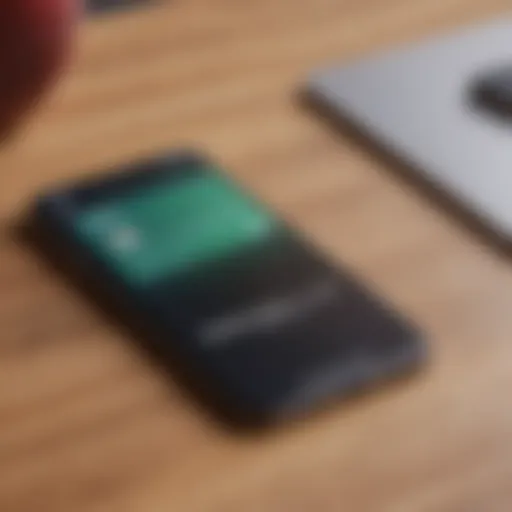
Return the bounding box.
[28,151,425,426]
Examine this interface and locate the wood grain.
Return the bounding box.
[1,1,512,511]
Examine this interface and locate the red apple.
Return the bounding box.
[0,0,78,137]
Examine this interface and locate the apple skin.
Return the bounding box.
[0,0,79,136]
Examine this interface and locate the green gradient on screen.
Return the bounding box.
[74,172,278,286]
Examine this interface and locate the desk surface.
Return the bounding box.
[1,2,512,511]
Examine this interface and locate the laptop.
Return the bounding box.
[307,16,512,244]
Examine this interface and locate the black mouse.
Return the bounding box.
[471,65,512,118]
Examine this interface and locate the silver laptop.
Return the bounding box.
[307,16,512,243]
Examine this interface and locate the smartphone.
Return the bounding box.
[28,151,425,426]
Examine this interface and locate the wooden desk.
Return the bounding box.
[1,2,512,510]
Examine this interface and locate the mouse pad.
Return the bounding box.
[307,17,512,243]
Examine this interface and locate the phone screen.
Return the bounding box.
[74,169,280,287]
[58,158,339,349]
